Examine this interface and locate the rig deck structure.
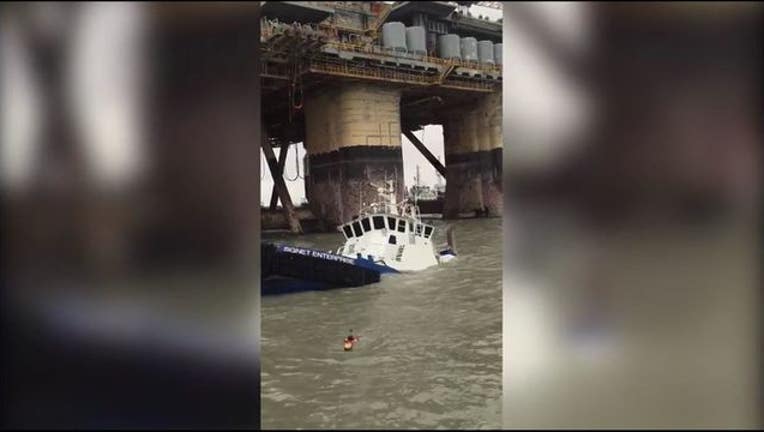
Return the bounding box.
[261,1,503,232]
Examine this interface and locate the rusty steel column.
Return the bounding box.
[480,91,503,216]
[303,83,404,228]
[443,91,502,218]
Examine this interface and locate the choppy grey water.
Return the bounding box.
[261,218,502,429]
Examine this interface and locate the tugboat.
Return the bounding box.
[262,180,456,294]
[336,179,455,272]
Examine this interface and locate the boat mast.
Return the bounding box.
[414,165,421,206]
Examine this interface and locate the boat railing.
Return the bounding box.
[358,199,424,222]
[359,201,395,217]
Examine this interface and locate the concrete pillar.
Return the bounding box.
[443,106,483,217]
[481,91,503,216]
[443,91,502,218]
[303,83,404,227]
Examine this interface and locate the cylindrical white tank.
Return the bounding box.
[478,40,494,64]
[494,43,503,65]
[382,22,407,52]
[460,37,478,61]
[438,34,461,59]
[405,26,426,55]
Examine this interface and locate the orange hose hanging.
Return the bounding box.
[288,63,303,124]
[288,83,293,124]
[291,62,304,110]
[292,81,304,110]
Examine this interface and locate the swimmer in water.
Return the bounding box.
[343,329,359,351]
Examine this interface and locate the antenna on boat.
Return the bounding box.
[414,165,421,208]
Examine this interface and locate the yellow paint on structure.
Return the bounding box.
[443,91,501,156]
[304,83,401,155]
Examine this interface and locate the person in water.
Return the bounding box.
[343,329,359,351]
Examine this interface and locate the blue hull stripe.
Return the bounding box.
[274,244,399,274]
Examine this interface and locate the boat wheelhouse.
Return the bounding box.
[335,180,448,272]
[337,212,438,272]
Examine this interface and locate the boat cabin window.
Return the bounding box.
[373,216,385,230]
[397,219,406,233]
[424,226,433,238]
[361,217,371,232]
[415,224,423,236]
[387,217,396,230]
[342,225,354,238]
[352,221,363,237]
[388,235,396,245]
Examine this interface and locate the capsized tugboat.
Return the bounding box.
[336,180,456,272]
[262,180,456,294]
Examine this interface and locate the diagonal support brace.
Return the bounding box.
[403,130,447,178]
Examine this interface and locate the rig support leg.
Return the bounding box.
[269,144,290,210]
[263,138,302,234]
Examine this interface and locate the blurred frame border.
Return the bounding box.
[2,2,262,428]
[502,2,762,429]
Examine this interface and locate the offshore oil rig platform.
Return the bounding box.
[261,1,503,233]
